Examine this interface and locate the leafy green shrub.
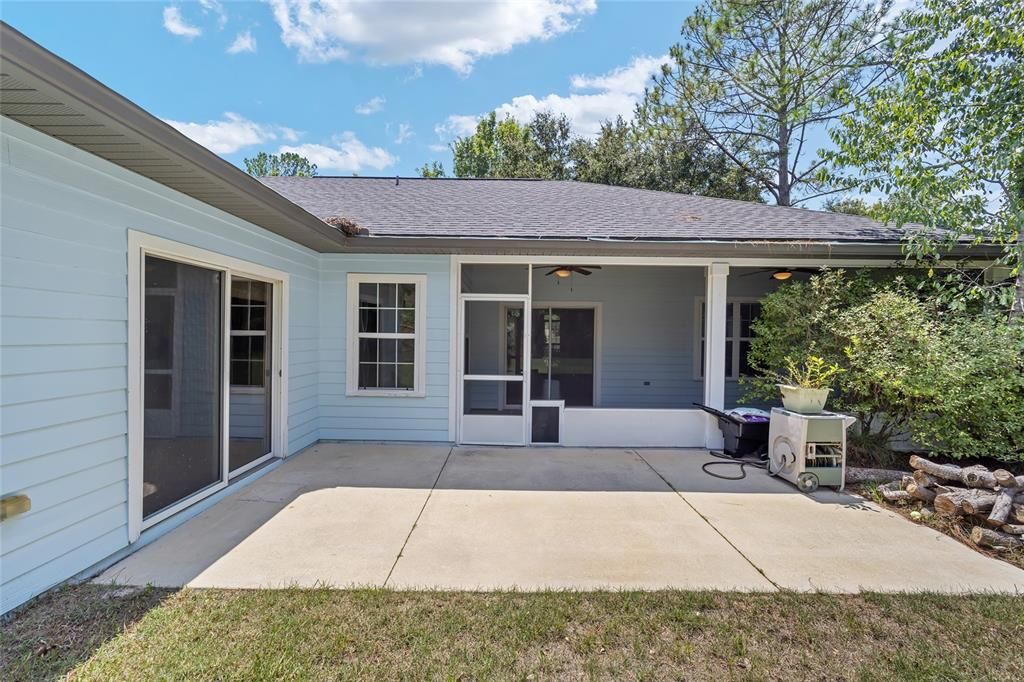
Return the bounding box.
[746,270,1024,463]
[777,355,845,390]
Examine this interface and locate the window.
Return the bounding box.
[230,278,270,388]
[696,299,762,380]
[347,274,426,396]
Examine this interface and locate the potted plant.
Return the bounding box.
[776,355,844,414]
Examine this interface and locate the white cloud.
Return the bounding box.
[280,133,396,173]
[163,6,202,39]
[199,0,228,29]
[393,123,414,145]
[269,0,596,74]
[436,55,666,142]
[495,55,665,138]
[164,112,299,154]
[434,114,480,140]
[227,30,257,54]
[354,96,385,115]
[428,143,449,153]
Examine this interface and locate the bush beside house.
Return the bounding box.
[745,270,1024,464]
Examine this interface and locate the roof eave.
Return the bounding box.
[0,22,347,252]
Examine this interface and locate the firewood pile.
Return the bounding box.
[877,455,1024,551]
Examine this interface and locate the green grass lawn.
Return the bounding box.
[2,584,1023,681]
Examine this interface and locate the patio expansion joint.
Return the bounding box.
[383,445,455,588]
[630,449,782,592]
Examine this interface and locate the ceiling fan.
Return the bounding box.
[739,267,820,281]
[545,265,602,278]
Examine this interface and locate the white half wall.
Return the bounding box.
[561,408,708,448]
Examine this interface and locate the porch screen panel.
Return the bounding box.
[530,307,595,407]
[143,256,223,519]
[463,300,525,414]
[461,264,529,294]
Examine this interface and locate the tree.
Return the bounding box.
[417,161,446,178]
[645,0,892,206]
[827,0,1024,320]
[571,117,762,200]
[823,196,883,217]
[446,110,761,200]
[527,111,573,180]
[243,152,318,177]
[451,112,540,178]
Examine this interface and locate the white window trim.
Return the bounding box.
[346,273,428,398]
[693,297,761,381]
[127,231,290,543]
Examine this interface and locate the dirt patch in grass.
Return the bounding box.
[3,584,1023,681]
[0,584,174,681]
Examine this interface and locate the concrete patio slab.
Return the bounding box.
[640,449,1024,593]
[96,443,1024,594]
[387,448,772,590]
[95,442,451,588]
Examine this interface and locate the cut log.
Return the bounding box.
[961,465,998,489]
[987,490,1024,528]
[845,467,908,484]
[999,524,1024,535]
[909,456,964,482]
[970,526,1024,550]
[992,470,1021,488]
[900,475,914,490]
[1014,504,1024,524]
[881,488,912,503]
[961,490,1000,516]
[905,481,937,503]
[934,488,996,516]
[912,470,941,487]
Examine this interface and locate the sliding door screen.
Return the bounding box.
[143,256,223,519]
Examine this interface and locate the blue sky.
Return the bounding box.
[2,1,699,176]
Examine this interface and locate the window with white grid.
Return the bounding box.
[347,274,426,396]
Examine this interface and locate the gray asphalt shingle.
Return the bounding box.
[258,177,905,242]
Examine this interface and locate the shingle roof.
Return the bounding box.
[258,177,905,243]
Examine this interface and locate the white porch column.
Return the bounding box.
[703,263,729,448]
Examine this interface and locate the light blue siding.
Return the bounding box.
[0,118,321,614]
[0,114,789,617]
[318,254,451,442]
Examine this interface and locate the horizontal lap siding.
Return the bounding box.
[0,119,320,613]
[318,254,451,442]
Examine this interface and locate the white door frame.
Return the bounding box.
[457,293,531,445]
[127,231,290,542]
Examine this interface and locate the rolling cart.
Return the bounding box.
[767,408,856,492]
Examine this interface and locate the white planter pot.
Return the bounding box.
[777,385,831,414]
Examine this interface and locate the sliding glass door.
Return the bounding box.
[141,256,278,524]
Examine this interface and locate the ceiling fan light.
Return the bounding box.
[555,268,573,278]
[772,269,793,281]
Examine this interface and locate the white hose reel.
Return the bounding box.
[769,435,819,492]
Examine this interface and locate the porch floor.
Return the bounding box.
[96,444,1024,593]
